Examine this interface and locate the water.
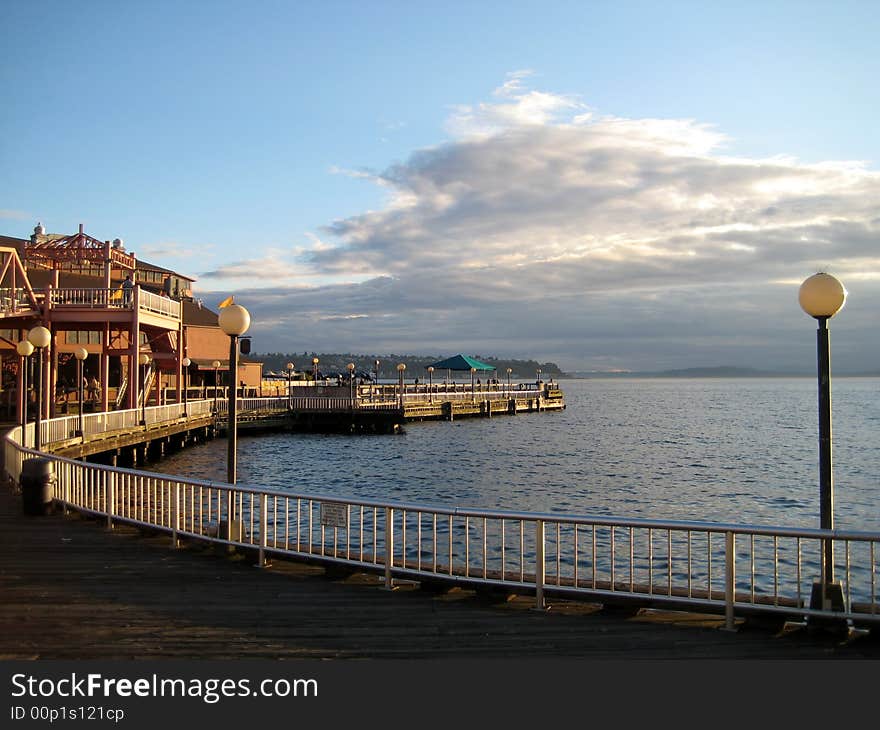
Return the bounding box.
[151,378,880,532]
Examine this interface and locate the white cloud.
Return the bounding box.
[224,75,880,372]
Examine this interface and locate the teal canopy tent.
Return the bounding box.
[427,354,495,371]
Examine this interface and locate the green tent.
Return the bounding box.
[427,354,495,371]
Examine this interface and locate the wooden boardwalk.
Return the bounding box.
[1,481,878,660]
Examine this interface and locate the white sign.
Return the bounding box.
[320,502,348,528]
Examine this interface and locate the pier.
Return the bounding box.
[1,470,877,659]
[3,398,880,650]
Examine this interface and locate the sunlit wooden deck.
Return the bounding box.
[1,474,877,660]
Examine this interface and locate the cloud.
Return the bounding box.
[219,76,880,372]
[0,209,30,221]
[139,241,215,261]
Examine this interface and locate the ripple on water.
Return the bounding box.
[149,379,880,531]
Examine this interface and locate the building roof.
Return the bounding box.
[182,299,219,326]
[136,258,195,283]
[428,354,496,371]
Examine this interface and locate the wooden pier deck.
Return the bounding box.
[1,481,877,660]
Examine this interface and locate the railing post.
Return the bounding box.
[535,519,545,610]
[171,482,180,548]
[258,492,268,568]
[106,470,114,530]
[62,461,69,516]
[384,507,394,590]
[226,489,233,545]
[724,531,736,631]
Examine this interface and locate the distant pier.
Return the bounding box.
[224,380,565,434]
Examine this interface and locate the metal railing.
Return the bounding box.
[0,287,38,314]
[49,287,129,309]
[4,404,878,631]
[47,287,181,320]
[139,289,181,319]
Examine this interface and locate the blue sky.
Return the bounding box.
[2,1,879,371]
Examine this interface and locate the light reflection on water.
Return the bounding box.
[150,378,880,532]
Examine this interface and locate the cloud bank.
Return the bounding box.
[201,74,880,372]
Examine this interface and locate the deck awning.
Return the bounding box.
[427,354,495,371]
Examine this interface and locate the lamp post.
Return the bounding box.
[138,353,151,425]
[285,362,294,408]
[427,366,434,403]
[799,272,847,613]
[397,363,406,409]
[75,347,88,438]
[347,363,355,408]
[218,304,250,547]
[212,360,221,412]
[218,304,250,485]
[374,359,380,402]
[312,357,320,395]
[27,326,51,452]
[16,340,33,447]
[470,366,476,403]
[506,367,512,393]
[181,357,191,416]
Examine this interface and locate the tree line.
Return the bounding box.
[254,352,563,379]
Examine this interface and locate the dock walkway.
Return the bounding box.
[1,482,877,660]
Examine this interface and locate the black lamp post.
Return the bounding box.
[182,357,191,416]
[427,366,434,403]
[75,347,88,438]
[212,360,221,412]
[218,304,250,485]
[27,326,51,452]
[506,367,512,393]
[286,362,294,408]
[375,359,380,401]
[397,363,406,409]
[799,272,847,613]
[139,353,151,425]
[16,340,33,447]
[347,362,355,408]
[470,366,476,403]
[218,304,250,546]
[312,357,320,395]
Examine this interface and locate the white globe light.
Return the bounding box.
[16,340,34,357]
[27,325,51,349]
[218,304,251,336]
[139,353,151,365]
[74,347,88,361]
[182,357,191,367]
[212,360,221,369]
[799,273,847,319]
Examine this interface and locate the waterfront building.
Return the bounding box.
[0,223,261,422]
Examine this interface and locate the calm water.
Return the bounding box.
[151,378,880,532]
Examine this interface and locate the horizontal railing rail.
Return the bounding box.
[46,287,181,321]
[4,404,877,631]
[138,288,181,319]
[49,287,130,309]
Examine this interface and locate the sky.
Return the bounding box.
[2,0,879,373]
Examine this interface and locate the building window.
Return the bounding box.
[67,331,102,345]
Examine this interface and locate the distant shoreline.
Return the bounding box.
[560,367,880,379]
